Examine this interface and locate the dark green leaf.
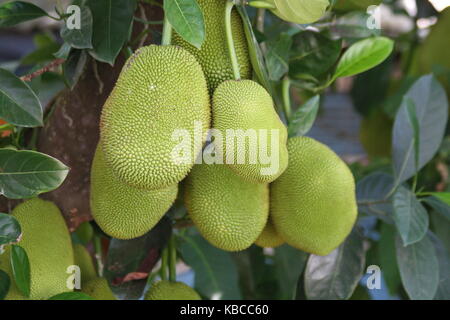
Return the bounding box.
[396,234,439,300]
[29,72,65,107]
[428,232,450,299]
[87,0,136,65]
[0,269,10,300]
[0,68,43,127]
[61,5,93,49]
[21,34,60,65]
[304,229,366,300]
[378,223,402,294]
[0,1,47,28]
[288,95,320,137]
[48,292,94,300]
[330,11,380,39]
[425,192,450,206]
[265,33,292,81]
[424,196,450,222]
[54,43,72,59]
[0,149,69,199]
[63,50,88,89]
[178,233,241,300]
[0,212,21,245]
[274,245,308,299]
[392,75,448,183]
[393,186,428,246]
[164,0,205,49]
[10,244,30,297]
[332,37,394,81]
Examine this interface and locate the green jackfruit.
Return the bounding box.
[172,0,251,94]
[90,145,178,240]
[255,217,284,248]
[81,278,116,300]
[271,137,357,256]
[144,281,201,300]
[100,45,210,191]
[73,244,97,284]
[0,198,74,300]
[267,0,329,24]
[185,164,269,251]
[359,110,393,159]
[212,80,289,184]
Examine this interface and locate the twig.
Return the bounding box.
[20,58,66,82]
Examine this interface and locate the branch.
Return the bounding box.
[20,58,66,82]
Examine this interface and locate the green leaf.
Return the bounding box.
[63,50,88,89]
[428,232,450,299]
[265,33,292,81]
[424,193,450,206]
[0,269,10,300]
[21,34,60,65]
[288,95,320,137]
[267,0,329,24]
[29,72,65,108]
[332,37,394,81]
[396,234,439,300]
[424,196,450,222]
[61,5,93,49]
[0,1,47,28]
[378,223,402,294]
[86,0,136,65]
[304,229,366,300]
[392,75,448,183]
[164,0,205,49]
[273,245,308,299]
[178,233,241,300]
[289,31,342,80]
[330,11,380,39]
[10,244,30,297]
[0,213,21,245]
[0,68,43,127]
[393,186,428,246]
[48,292,94,300]
[54,43,72,59]
[0,149,69,199]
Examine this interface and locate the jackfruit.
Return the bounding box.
[81,278,116,300]
[73,244,97,284]
[255,217,284,248]
[267,0,329,24]
[270,137,357,256]
[185,163,269,251]
[172,0,251,94]
[90,145,178,240]
[212,80,289,184]
[144,281,201,300]
[100,45,210,191]
[0,198,74,300]
[359,110,392,159]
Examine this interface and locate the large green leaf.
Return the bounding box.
[0,213,21,245]
[425,192,450,206]
[332,37,394,81]
[392,75,448,183]
[62,49,88,90]
[378,223,401,294]
[178,233,241,300]
[265,33,292,81]
[10,244,30,297]
[304,229,366,300]
[274,245,308,299]
[424,196,450,222]
[61,5,93,49]
[0,149,69,199]
[86,0,136,65]
[164,0,205,49]
[0,269,10,300]
[0,68,42,127]
[396,234,439,300]
[0,1,47,28]
[429,232,450,299]
[288,95,320,137]
[393,186,428,246]
[48,292,94,300]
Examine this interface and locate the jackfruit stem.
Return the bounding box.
[161,14,173,46]
[225,1,241,80]
[160,247,169,281]
[281,76,292,121]
[168,235,177,282]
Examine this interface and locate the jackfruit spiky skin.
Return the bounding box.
[73,244,97,284]
[90,145,178,240]
[212,80,289,184]
[172,0,251,94]
[0,198,74,300]
[81,278,116,300]
[255,217,284,248]
[270,137,357,256]
[185,164,269,252]
[144,281,201,300]
[100,45,210,190]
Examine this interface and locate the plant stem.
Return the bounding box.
[93,235,103,277]
[225,0,241,80]
[161,14,173,46]
[160,247,168,281]
[281,76,292,121]
[168,235,177,282]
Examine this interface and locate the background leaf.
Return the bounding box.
[288,95,320,137]
[424,196,450,221]
[0,149,69,199]
[61,5,93,49]
[265,33,292,81]
[0,68,43,127]
[0,1,47,28]
[428,232,450,299]
[396,234,439,300]
[0,269,10,300]
[0,213,21,245]
[164,0,205,49]
[304,229,366,300]
[48,292,94,300]
[10,244,30,297]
